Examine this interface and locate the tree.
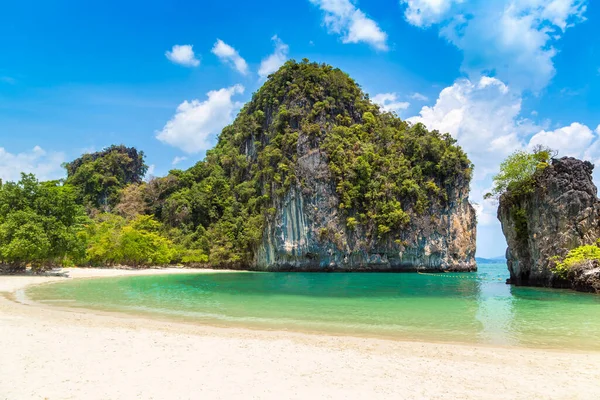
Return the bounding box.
[84,214,178,267]
[486,146,554,199]
[0,174,87,271]
[114,183,148,219]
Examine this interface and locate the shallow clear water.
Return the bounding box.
[27,264,600,350]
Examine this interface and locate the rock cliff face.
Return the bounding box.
[255,148,476,272]
[498,157,600,287]
[571,260,600,293]
[246,62,477,272]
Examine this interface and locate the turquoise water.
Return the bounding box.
[26,264,600,350]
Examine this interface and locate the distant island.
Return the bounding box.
[475,256,506,264]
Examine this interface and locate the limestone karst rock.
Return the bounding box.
[159,60,477,271]
[498,157,600,291]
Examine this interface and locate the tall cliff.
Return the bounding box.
[256,149,476,271]
[498,157,600,288]
[156,60,477,271]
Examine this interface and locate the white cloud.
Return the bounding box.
[212,40,249,75]
[172,156,188,166]
[540,0,588,30]
[527,123,600,181]
[401,0,588,91]
[401,0,462,27]
[156,85,245,154]
[408,77,525,230]
[258,36,290,79]
[0,146,65,183]
[471,189,498,226]
[145,165,156,180]
[529,123,594,157]
[410,92,429,101]
[309,0,388,50]
[165,45,200,67]
[372,93,410,113]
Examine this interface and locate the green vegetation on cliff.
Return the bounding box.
[65,145,148,210]
[0,60,472,271]
[488,146,554,242]
[552,242,600,279]
[322,111,469,237]
[487,145,553,199]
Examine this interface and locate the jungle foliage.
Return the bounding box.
[0,174,88,270]
[64,145,148,210]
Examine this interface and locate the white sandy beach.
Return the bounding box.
[1,268,599,400]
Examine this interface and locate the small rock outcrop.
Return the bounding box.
[571,260,600,293]
[498,157,600,290]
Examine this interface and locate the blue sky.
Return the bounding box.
[1,0,599,257]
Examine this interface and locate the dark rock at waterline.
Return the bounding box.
[498,157,600,292]
[571,260,600,293]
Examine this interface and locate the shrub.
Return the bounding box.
[346,217,358,230]
[552,243,600,279]
[0,174,87,271]
[84,214,177,267]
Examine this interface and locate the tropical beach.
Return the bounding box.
[1,268,599,400]
[4,1,600,399]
